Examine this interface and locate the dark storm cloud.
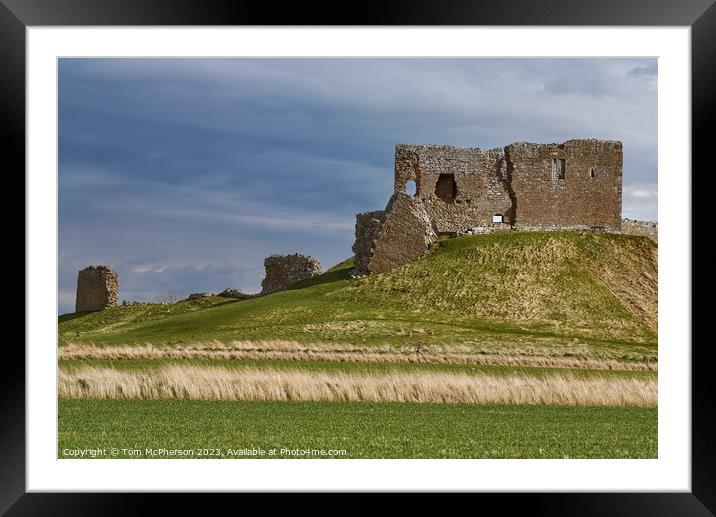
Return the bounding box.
[58,58,657,314]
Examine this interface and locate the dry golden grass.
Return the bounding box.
[331,233,658,342]
[58,364,656,407]
[588,237,658,332]
[59,341,657,372]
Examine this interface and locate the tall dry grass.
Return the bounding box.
[58,365,657,407]
[59,341,657,372]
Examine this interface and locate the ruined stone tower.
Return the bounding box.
[354,140,623,275]
[260,254,323,294]
[75,265,120,312]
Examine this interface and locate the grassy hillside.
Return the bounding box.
[58,232,657,359]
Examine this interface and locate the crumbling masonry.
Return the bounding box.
[75,265,120,312]
[261,254,323,294]
[622,218,658,243]
[354,140,623,274]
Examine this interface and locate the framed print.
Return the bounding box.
[2,0,713,513]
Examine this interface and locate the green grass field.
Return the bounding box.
[58,357,657,379]
[58,399,657,459]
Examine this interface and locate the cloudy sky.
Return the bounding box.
[58,58,657,314]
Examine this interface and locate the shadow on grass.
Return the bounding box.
[194,297,254,311]
[287,266,355,291]
[58,311,99,323]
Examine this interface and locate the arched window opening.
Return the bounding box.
[405,179,417,196]
[590,167,596,178]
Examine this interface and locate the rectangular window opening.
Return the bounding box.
[553,158,566,180]
[435,173,457,202]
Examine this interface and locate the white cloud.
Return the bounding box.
[622,183,658,222]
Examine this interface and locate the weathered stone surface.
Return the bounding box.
[367,193,436,274]
[352,210,386,274]
[353,140,624,275]
[260,254,323,294]
[122,300,151,306]
[218,288,254,299]
[75,265,119,312]
[187,292,212,300]
[395,145,513,233]
[622,218,658,242]
[458,222,513,235]
[506,139,622,232]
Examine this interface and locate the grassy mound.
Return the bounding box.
[58,232,657,356]
[331,231,657,340]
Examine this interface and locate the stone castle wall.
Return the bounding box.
[76,265,119,312]
[506,139,622,231]
[395,145,513,233]
[622,218,658,242]
[260,254,323,294]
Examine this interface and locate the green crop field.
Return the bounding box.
[58,399,657,459]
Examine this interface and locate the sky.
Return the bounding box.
[58,58,657,314]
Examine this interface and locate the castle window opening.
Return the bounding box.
[590,167,596,178]
[492,214,503,223]
[552,158,566,180]
[405,180,417,196]
[435,173,457,202]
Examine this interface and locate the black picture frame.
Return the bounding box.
[1,0,712,513]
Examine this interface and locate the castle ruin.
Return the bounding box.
[261,254,323,294]
[622,218,658,243]
[75,265,120,312]
[354,140,623,274]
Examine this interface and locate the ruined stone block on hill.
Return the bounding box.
[75,265,119,312]
[218,288,254,299]
[260,254,323,294]
[362,193,436,275]
[352,210,387,275]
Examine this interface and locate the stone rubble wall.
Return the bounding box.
[458,222,513,235]
[218,288,255,300]
[260,254,323,294]
[395,145,513,233]
[621,218,658,242]
[186,293,212,300]
[352,210,387,275]
[75,265,119,312]
[361,193,436,275]
[512,223,620,233]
